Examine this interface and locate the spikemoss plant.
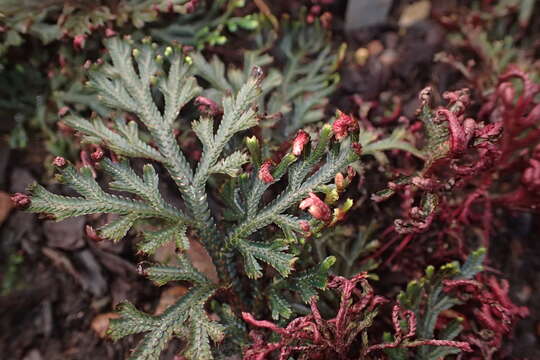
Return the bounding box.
[17,36,368,359]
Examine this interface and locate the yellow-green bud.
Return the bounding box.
[342,198,354,212]
[425,265,435,278]
[321,123,333,137]
[324,188,339,204]
[245,136,261,166]
[216,36,227,45]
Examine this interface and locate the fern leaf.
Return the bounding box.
[138,222,189,254]
[108,302,157,339]
[98,213,140,242]
[360,126,425,162]
[190,53,232,92]
[192,116,215,150]
[183,309,225,360]
[89,71,138,112]
[102,159,173,213]
[229,137,358,245]
[27,162,187,245]
[159,51,201,125]
[97,37,195,196]
[28,182,170,221]
[64,116,164,161]
[236,239,297,279]
[396,249,486,359]
[110,284,217,360]
[290,256,336,303]
[288,124,333,188]
[146,254,208,286]
[193,69,262,187]
[268,288,293,320]
[273,214,303,233]
[457,247,486,279]
[210,151,249,177]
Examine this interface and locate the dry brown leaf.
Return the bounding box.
[0,191,14,225]
[187,239,219,283]
[399,1,431,28]
[150,232,218,283]
[91,312,120,338]
[154,286,189,315]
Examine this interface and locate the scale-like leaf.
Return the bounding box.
[237,239,297,279]
[138,223,189,254]
[64,116,164,161]
[146,254,208,286]
[210,151,249,177]
[110,284,217,360]
[290,256,336,303]
[269,288,293,320]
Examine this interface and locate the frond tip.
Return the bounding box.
[237,239,297,279]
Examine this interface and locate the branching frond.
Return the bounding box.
[397,248,486,359]
[268,256,336,320]
[24,36,366,360]
[225,123,359,280]
[93,38,198,196]
[192,20,341,137]
[27,161,187,241]
[210,151,249,177]
[146,254,209,286]
[65,116,165,161]
[138,222,189,254]
[236,239,296,279]
[109,284,220,360]
[360,126,425,161]
[289,256,336,303]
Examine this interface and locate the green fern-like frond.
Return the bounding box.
[397,248,486,359]
[109,284,219,360]
[182,307,226,360]
[146,254,208,286]
[27,160,187,241]
[269,19,342,135]
[64,116,165,161]
[360,125,425,162]
[228,125,358,244]
[138,222,189,254]
[236,239,297,279]
[289,256,337,303]
[89,37,199,197]
[108,301,157,339]
[210,151,249,177]
[267,256,336,320]
[191,19,341,137]
[25,36,365,359]
[268,288,294,320]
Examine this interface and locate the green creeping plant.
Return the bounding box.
[22,36,418,359]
